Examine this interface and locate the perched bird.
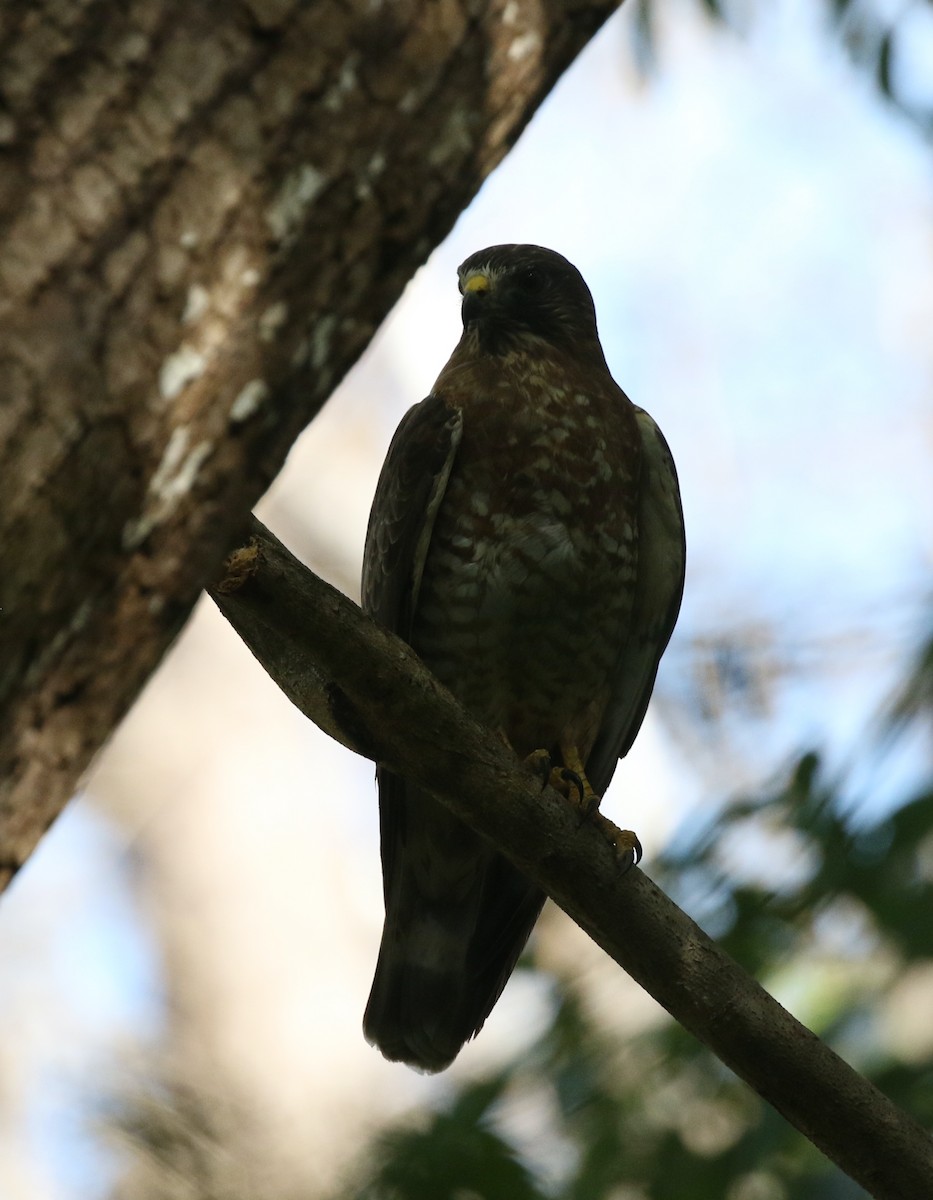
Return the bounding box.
[361,244,685,1072]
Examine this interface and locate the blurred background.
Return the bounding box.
[2,0,932,1196]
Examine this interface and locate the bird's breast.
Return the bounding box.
[410,364,641,756]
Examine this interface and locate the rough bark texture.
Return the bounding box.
[209,517,933,1200]
[0,0,623,890]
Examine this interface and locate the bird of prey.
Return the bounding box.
[361,243,685,1072]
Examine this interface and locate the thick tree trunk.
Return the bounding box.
[0,0,622,891]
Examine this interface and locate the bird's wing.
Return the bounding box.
[586,405,686,796]
[361,393,544,1071]
[362,393,463,639]
[362,392,462,896]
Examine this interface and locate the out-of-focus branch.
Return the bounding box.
[209,516,933,1200]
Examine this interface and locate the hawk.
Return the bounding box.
[362,244,685,1072]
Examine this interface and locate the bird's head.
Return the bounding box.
[456,244,603,357]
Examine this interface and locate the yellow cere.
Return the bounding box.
[462,272,490,294]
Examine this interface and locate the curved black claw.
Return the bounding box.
[617,829,643,873]
[592,813,642,873]
[560,767,585,805]
[564,769,601,825]
[545,765,596,825]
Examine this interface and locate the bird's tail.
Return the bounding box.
[364,901,479,1072]
[364,829,544,1073]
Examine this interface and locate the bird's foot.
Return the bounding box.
[555,740,602,823]
[524,748,553,789]
[524,753,599,824]
[549,768,641,870]
[548,766,600,822]
[591,813,643,872]
[527,740,641,869]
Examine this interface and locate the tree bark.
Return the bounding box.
[209,515,933,1200]
[0,0,623,890]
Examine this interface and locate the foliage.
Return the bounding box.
[350,1079,544,1200]
[631,0,933,135]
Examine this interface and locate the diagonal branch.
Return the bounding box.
[208,515,933,1200]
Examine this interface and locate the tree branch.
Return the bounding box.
[209,515,933,1200]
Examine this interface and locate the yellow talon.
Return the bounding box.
[559,741,601,820]
[523,748,553,788]
[592,812,642,870]
[557,740,642,871]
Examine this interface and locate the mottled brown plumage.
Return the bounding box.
[362,244,685,1071]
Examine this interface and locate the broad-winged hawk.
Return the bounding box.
[361,244,685,1071]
